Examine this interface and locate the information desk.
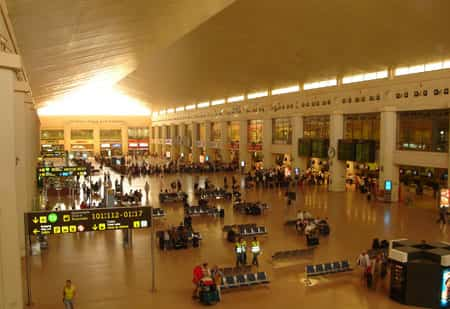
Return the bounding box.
[37,166,88,178]
[25,206,152,235]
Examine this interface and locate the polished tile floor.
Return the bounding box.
[28,168,446,309]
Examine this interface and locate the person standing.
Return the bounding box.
[240,238,247,265]
[62,280,76,309]
[144,181,150,205]
[235,239,243,267]
[251,237,261,267]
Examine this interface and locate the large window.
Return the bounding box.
[100,129,121,140]
[71,129,93,140]
[128,127,149,139]
[40,129,64,140]
[211,123,221,141]
[303,116,329,138]
[228,122,240,143]
[272,118,292,144]
[344,113,380,142]
[248,120,263,144]
[398,110,449,152]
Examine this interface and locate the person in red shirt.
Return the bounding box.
[192,264,204,298]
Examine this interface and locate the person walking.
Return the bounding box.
[62,280,76,309]
[251,237,261,267]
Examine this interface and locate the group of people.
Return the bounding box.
[192,263,223,302]
[295,211,329,235]
[159,221,198,250]
[235,237,261,267]
[357,238,389,289]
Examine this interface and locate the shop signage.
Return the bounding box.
[37,166,88,178]
[165,138,172,145]
[207,141,220,148]
[25,206,152,236]
[196,140,205,148]
[248,143,262,151]
[229,141,239,150]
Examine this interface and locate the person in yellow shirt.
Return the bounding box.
[251,237,261,266]
[63,280,76,309]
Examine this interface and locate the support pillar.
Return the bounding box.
[0,60,25,309]
[291,115,307,173]
[220,121,230,163]
[170,124,179,160]
[380,107,399,201]
[191,123,200,163]
[239,120,249,170]
[329,112,346,192]
[93,127,100,156]
[204,121,213,160]
[179,124,188,158]
[121,126,128,155]
[64,124,71,152]
[262,118,272,168]
[155,126,162,157]
[161,126,167,158]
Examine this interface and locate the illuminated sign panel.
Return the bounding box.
[37,166,87,177]
[26,207,152,235]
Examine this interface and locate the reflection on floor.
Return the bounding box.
[29,169,446,309]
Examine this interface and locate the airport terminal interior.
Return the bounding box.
[3,0,450,308]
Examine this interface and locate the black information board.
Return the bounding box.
[298,138,312,157]
[355,140,376,163]
[25,206,152,235]
[37,166,87,178]
[338,139,356,161]
[311,139,329,158]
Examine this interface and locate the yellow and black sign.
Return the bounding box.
[25,207,152,235]
[37,166,88,178]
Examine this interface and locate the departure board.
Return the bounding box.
[26,207,152,235]
[338,139,356,161]
[37,166,87,178]
[311,139,329,158]
[298,139,312,157]
[355,140,376,163]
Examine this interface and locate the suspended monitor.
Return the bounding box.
[311,139,329,158]
[338,139,356,161]
[298,138,312,157]
[355,140,376,163]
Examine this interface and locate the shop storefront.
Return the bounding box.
[128,127,149,155]
[100,129,122,157]
[299,116,330,172]
[272,117,292,145]
[40,129,65,158]
[228,121,240,162]
[248,120,263,168]
[70,129,94,158]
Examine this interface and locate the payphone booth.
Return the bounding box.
[384,180,392,202]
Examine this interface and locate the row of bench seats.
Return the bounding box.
[220,271,270,289]
[223,224,268,236]
[218,265,252,276]
[185,206,223,217]
[152,208,165,218]
[306,260,352,277]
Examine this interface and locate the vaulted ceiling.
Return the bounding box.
[6,0,450,111]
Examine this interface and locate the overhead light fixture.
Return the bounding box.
[197,101,210,108]
[227,95,245,103]
[342,70,388,84]
[167,108,174,113]
[185,104,196,110]
[211,99,226,106]
[175,106,185,112]
[271,85,300,95]
[247,90,268,100]
[303,79,337,90]
[395,60,450,76]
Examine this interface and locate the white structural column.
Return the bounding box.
[239,120,249,169]
[220,121,230,163]
[179,124,187,158]
[149,126,155,154]
[64,124,71,152]
[0,55,25,309]
[14,86,27,255]
[170,124,179,159]
[380,107,399,201]
[121,126,128,155]
[329,112,346,192]
[93,127,100,155]
[161,125,167,156]
[155,126,162,156]
[291,115,307,172]
[262,118,272,168]
[204,121,213,159]
[191,123,200,163]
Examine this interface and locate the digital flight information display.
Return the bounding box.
[37,166,88,178]
[26,207,152,235]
